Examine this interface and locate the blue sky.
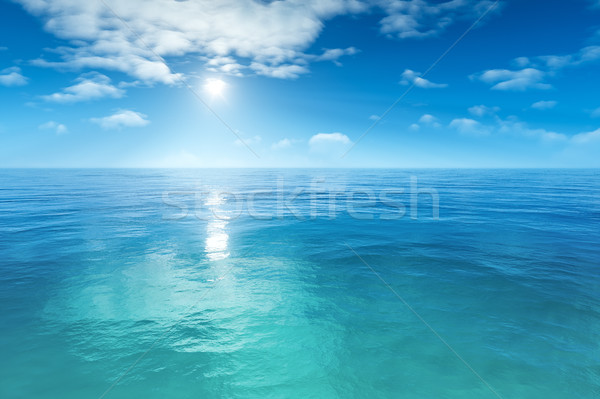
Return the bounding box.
[1,0,600,167]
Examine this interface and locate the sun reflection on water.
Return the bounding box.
[204,191,230,261]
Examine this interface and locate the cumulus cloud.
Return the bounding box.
[91,110,149,129]
[468,105,499,117]
[378,0,503,39]
[15,1,505,82]
[411,113,442,129]
[531,100,557,110]
[42,73,124,102]
[418,113,441,126]
[309,132,352,153]
[39,121,68,135]
[0,67,28,86]
[17,0,366,82]
[400,69,447,88]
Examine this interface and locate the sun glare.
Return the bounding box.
[204,78,226,97]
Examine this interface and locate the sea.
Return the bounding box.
[0,169,598,398]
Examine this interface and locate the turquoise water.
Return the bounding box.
[1,169,599,398]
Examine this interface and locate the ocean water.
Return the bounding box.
[0,169,599,398]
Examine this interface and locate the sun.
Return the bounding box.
[204,78,226,97]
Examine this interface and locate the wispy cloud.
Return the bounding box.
[451,116,569,142]
[531,100,557,110]
[400,69,447,88]
[234,135,262,147]
[314,47,359,66]
[42,74,124,103]
[472,68,551,91]
[271,138,299,150]
[572,128,600,144]
[449,118,490,136]
[250,63,308,79]
[91,110,149,129]
[39,121,68,135]
[0,67,28,86]
[474,45,600,91]
[590,107,600,118]
[468,105,500,117]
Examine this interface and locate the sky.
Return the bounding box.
[1,0,600,168]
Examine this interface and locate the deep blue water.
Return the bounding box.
[0,169,599,398]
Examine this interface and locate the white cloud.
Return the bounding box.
[475,45,600,91]
[315,47,359,65]
[450,115,568,142]
[250,63,309,79]
[0,67,28,86]
[531,100,557,110]
[39,121,68,135]
[571,128,600,144]
[369,114,380,121]
[271,138,294,150]
[418,114,435,124]
[473,68,551,91]
[413,113,441,129]
[497,120,567,142]
[0,47,8,51]
[42,73,124,102]
[205,56,245,77]
[400,69,447,88]
[591,107,600,118]
[91,110,149,129]
[378,0,503,39]
[16,1,505,82]
[449,118,490,136]
[17,0,366,82]
[537,46,600,69]
[468,105,499,117]
[309,132,352,153]
[450,112,600,145]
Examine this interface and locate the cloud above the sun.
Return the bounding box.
[15,0,503,83]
